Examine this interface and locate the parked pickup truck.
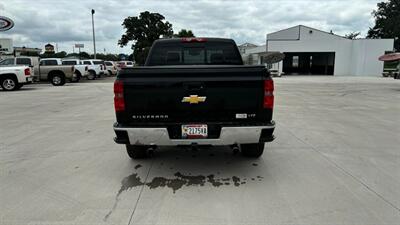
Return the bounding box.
[0,56,39,79]
[113,38,275,159]
[38,58,77,85]
[61,59,90,81]
[0,65,33,91]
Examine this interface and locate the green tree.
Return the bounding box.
[92,53,106,60]
[104,54,119,61]
[79,51,90,59]
[54,51,67,58]
[174,29,195,38]
[118,54,129,60]
[367,0,400,51]
[345,32,360,39]
[40,53,55,58]
[66,53,79,58]
[118,11,173,65]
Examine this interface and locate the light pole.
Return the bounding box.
[91,9,96,59]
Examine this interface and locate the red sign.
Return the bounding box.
[379,53,400,62]
[0,16,14,32]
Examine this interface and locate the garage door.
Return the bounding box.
[283,52,335,75]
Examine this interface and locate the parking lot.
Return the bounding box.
[1,76,399,225]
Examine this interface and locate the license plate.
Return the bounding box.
[182,124,208,139]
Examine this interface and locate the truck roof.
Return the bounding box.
[154,37,236,44]
[40,58,62,61]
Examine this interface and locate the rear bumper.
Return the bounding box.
[23,77,33,84]
[113,122,275,146]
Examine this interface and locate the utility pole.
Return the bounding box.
[91,9,96,59]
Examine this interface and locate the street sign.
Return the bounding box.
[0,16,14,32]
[379,53,400,62]
[45,43,55,53]
[75,44,84,48]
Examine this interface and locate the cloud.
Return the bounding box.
[0,0,381,54]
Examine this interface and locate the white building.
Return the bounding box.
[242,25,394,76]
[0,38,13,55]
[0,38,42,59]
[237,42,258,55]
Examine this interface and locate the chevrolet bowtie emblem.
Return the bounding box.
[182,95,207,104]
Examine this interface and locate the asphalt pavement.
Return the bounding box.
[1,76,399,225]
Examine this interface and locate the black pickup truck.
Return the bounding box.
[113,38,275,159]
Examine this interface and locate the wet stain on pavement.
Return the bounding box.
[207,175,223,187]
[104,171,264,220]
[134,164,142,170]
[104,173,143,221]
[232,176,241,186]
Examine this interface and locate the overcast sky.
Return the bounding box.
[0,0,382,54]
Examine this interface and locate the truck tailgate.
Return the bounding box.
[116,65,270,124]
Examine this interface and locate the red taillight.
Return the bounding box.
[24,68,30,76]
[114,80,125,112]
[181,37,207,43]
[263,79,274,109]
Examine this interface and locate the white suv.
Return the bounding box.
[105,61,117,76]
[82,59,106,78]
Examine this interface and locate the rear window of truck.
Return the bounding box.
[16,58,32,66]
[62,61,77,65]
[147,42,242,66]
[41,60,58,66]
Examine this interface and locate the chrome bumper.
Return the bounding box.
[114,125,275,146]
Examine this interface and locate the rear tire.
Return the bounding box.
[71,72,81,83]
[126,145,148,159]
[50,74,66,86]
[87,71,96,80]
[240,143,265,158]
